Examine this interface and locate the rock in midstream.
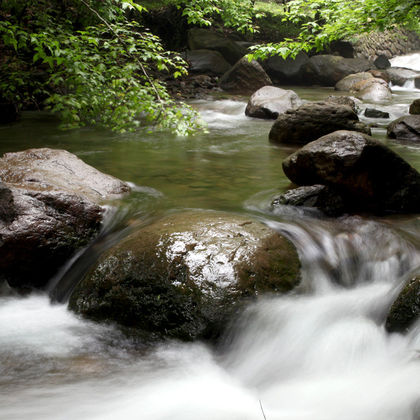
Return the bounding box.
[69,210,301,341]
[282,130,420,214]
[0,148,130,290]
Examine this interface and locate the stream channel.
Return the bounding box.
[0,54,420,420]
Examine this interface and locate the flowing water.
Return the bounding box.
[0,54,420,420]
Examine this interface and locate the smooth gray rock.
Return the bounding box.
[245,86,302,119]
[282,130,420,214]
[374,55,391,70]
[335,72,374,92]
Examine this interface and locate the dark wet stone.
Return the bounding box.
[272,185,346,216]
[387,115,420,142]
[185,49,231,75]
[282,130,420,214]
[0,148,130,290]
[374,55,391,70]
[69,211,301,341]
[386,276,420,333]
[364,108,390,119]
[220,57,272,94]
[410,99,420,115]
[269,101,370,145]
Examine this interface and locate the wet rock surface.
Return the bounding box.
[410,99,420,115]
[69,211,301,341]
[220,57,272,94]
[272,185,346,216]
[386,276,420,333]
[364,108,390,119]
[0,148,130,290]
[282,130,420,214]
[245,86,302,119]
[386,67,420,86]
[269,102,370,145]
[387,115,420,142]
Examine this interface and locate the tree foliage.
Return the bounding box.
[249,0,420,60]
[0,0,201,134]
[1,0,419,134]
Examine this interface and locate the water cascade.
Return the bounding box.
[0,53,419,420]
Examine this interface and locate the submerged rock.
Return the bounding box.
[69,211,301,341]
[0,148,130,290]
[386,276,420,333]
[245,86,302,119]
[269,101,370,145]
[282,130,420,214]
[387,115,420,142]
[272,185,346,216]
[220,57,272,94]
[364,108,390,119]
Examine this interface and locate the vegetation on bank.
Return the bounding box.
[0,0,419,134]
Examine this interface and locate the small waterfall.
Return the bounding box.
[390,52,420,71]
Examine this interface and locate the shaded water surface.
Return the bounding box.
[0,54,420,419]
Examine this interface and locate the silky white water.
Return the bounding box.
[1,216,419,420]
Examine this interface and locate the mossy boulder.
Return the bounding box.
[386,276,420,333]
[69,211,301,341]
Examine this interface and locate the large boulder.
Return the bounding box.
[188,28,247,65]
[220,57,272,94]
[386,276,420,333]
[245,86,302,119]
[0,148,130,290]
[263,51,309,84]
[354,78,392,102]
[410,99,420,115]
[386,67,420,86]
[69,211,301,341]
[269,101,370,145]
[301,55,374,86]
[387,115,420,142]
[282,130,420,214]
[335,72,374,92]
[185,49,231,75]
[335,73,392,102]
